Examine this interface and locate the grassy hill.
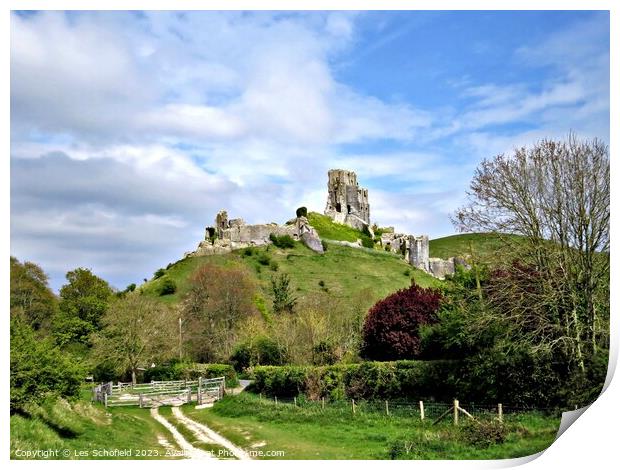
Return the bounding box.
[142,240,440,310]
[140,216,526,310]
[140,213,442,309]
[429,233,522,261]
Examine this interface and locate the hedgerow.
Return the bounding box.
[248,360,460,401]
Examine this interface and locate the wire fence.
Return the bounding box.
[254,394,563,421]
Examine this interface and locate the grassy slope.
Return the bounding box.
[185,394,560,460]
[429,233,523,260]
[10,393,181,460]
[141,216,441,310]
[306,212,368,242]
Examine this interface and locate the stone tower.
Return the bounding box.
[324,169,370,231]
[408,235,430,272]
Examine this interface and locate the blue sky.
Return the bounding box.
[10,10,610,291]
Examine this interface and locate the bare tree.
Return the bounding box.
[454,134,609,371]
[92,294,176,384]
[183,263,258,362]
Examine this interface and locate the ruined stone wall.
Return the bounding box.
[188,210,324,257]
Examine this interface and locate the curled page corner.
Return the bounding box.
[556,405,590,440]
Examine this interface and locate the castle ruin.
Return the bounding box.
[186,169,465,280]
[324,169,370,232]
[188,209,324,257]
[323,169,464,279]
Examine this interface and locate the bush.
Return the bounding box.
[186,364,239,387]
[230,337,286,371]
[158,278,177,296]
[153,268,166,279]
[250,365,308,397]
[312,341,337,365]
[460,347,563,407]
[296,206,308,218]
[361,236,375,249]
[459,419,507,448]
[269,233,296,249]
[361,284,442,360]
[242,247,255,257]
[321,240,328,251]
[92,360,117,383]
[257,252,271,266]
[144,362,238,387]
[269,260,279,271]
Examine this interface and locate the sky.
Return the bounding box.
[10,10,610,292]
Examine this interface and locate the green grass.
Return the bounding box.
[306,212,368,243]
[184,394,560,460]
[10,395,181,460]
[141,238,441,312]
[429,233,523,261]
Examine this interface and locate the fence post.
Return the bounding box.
[139,394,143,408]
[275,396,278,406]
[385,400,390,416]
[198,377,202,405]
[322,397,325,410]
[352,399,356,415]
[187,389,192,403]
[453,399,459,426]
[294,396,297,407]
[419,401,425,421]
[104,393,108,408]
[259,393,262,401]
[498,403,503,423]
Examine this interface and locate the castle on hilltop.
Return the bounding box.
[185,169,463,279]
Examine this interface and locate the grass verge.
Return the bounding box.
[10,396,181,460]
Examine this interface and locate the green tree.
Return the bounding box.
[10,318,84,412]
[53,268,113,347]
[271,273,296,314]
[10,257,57,330]
[92,295,176,384]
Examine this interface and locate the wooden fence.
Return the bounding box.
[92,376,226,408]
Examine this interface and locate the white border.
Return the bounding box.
[3,1,617,469]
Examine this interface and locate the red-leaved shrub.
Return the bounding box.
[361,283,442,360]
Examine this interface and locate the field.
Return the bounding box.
[184,394,561,460]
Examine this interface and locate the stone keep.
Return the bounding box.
[324,169,370,231]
